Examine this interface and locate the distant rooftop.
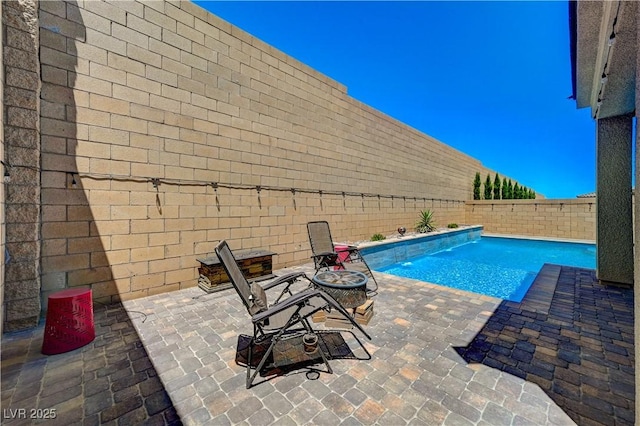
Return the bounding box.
[577,192,595,198]
[577,189,635,198]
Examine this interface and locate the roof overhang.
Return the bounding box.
[571,0,636,119]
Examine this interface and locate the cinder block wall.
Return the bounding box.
[4,0,503,329]
[0,0,4,335]
[465,200,596,241]
[3,0,41,332]
[31,0,493,309]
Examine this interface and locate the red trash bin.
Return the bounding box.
[42,288,95,355]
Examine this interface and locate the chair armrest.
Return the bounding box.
[261,272,309,291]
[310,251,338,259]
[310,252,340,269]
[252,288,372,341]
[341,246,360,258]
[251,288,320,323]
[262,272,310,304]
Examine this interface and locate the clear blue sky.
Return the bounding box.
[195,1,598,199]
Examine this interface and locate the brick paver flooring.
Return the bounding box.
[122,264,578,425]
[1,303,181,425]
[1,264,633,425]
[455,267,634,425]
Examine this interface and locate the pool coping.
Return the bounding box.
[351,224,484,250]
[482,232,596,245]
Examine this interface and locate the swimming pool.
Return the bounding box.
[376,236,596,302]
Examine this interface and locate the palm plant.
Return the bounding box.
[416,209,436,233]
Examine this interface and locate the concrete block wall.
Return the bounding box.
[2,0,41,332]
[465,200,596,241]
[29,0,490,310]
[1,0,502,329]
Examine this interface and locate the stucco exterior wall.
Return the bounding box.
[635,3,640,424]
[465,199,596,241]
[595,116,634,284]
[19,0,497,313]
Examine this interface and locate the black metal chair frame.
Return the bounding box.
[215,240,371,388]
[307,220,379,295]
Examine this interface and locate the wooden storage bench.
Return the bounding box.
[197,249,277,293]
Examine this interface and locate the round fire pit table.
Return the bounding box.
[312,270,368,309]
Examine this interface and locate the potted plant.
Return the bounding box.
[416,209,436,233]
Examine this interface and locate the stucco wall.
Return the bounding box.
[465,199,596,241]
[635,4,640,424]
[20,0,499,312]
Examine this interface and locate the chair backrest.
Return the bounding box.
[307,221,335,255]
[215,241,253,313]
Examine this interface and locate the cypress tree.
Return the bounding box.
[501,177,508,199]
[513,183,520,199]
[473,172,481,200]
[506,179,513,199]
[493,173,501,200]
[484,174,493,200]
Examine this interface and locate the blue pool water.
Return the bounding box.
[377,236,596,302]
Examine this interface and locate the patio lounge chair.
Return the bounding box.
[307,221,379,295]
[214,240,371,388]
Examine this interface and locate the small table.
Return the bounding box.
[197,249,276,293]
[313,270,368,309]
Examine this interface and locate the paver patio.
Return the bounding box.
[1,263,633,425]
[1,303,180,425]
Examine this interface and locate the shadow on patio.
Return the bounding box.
[4,264,630,425]
[0,303,182,424]
[454,266,634,425]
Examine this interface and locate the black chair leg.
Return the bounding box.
[248,336,278,389]
[246,338,254,389]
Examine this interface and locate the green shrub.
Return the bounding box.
[447,223,459,228]
[371,233,385,241]
[416,209,436,233]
